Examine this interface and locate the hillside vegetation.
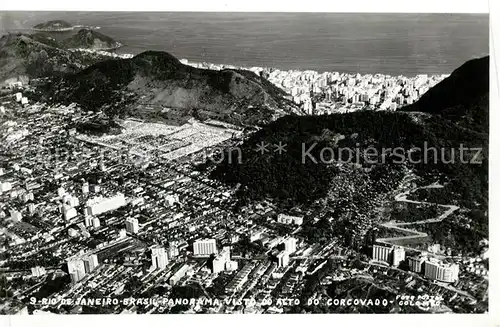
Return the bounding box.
[212,56,489,210]
[46,50,298,125]
[59,29,122,50]
[0,33,116,83]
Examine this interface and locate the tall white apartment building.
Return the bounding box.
[212,247,231,273]
[168,244,180,259]
[372,244,392,263]
[125,217,139,234]
[67,258,86,284]
[408,255,427,273]
[212,254,226,274]
[92,217,101,228]
[82,182,89,194]
[83,254,99,274]
[283,237,297,255]
[424,258,459,283]
[63,205,77,220]
[392,246,406,267]
[151,245,169,270]
[85,193,126,216]
[193,238,217,256]
[277,250,290,268]
[0,182,12,193]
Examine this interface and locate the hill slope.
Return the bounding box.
[211,57,488,212]
[33,20,73,31]
[401,56,489,132]
[211,111,487,208]
[47,50,298,125]
[60,29,122,50]
[0,33,116,84]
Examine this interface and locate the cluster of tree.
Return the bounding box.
[231,237,267,258]
[33,275,71,299]
[19,216,49,231]
[170,284,205,299]
[416,210,488,255]
[326,278,394,313]
[389,202,441,223]
[408,186,456,205]
[7,253,60,270]
[121,275,143,296]
[165,284,206,314]
[25,49,54,77]
[212,107,487,213]
[301,217,336,245]
[206,274,233,297]
[74,119,122,136]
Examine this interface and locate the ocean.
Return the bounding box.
[0,12,489,75]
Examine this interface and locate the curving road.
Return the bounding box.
[376,182,460,252]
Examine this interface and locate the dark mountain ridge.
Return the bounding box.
[211,56,489,211]
[211,111,487,207]
[0,33,109,83]
[401,55,489,132]
[0,28,124,84]
[47,50,298,125]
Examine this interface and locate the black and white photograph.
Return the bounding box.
[0,1,496,321]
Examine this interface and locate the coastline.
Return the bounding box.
[32,28,74,32]
[32,25,100,32]
[68,43,123,52]
[69,48,132,59]
[98,49,449,80]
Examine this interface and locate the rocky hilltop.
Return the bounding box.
[33,20,74,32]
[60,29,122,50]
